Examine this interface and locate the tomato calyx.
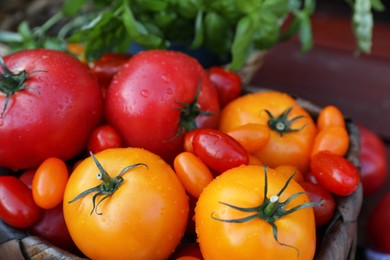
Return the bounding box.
[0,56,43,118]
[264,106,308,137]
[170,81,214,141]
[211,166,321,254]
[68,152,148,215]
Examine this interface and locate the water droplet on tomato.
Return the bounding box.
[161,75,170,83]
[166,88,173,95]
[140,89,149,98]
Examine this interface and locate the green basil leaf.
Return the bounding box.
[190,10,204,49]
[370,0,385,11]
[353,0,373,53]
[62,0,86,16]
[204,11,232,55]
[229,15,254,71]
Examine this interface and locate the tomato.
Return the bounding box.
[190,128,249,174]
[367,192,390,254]
[90,53,132,87]
[226,123,270,154]
[0,176,40,228]
[170,242,203,260]
[300,182,335,226]
[0,49,103,171]
[183,129,197,153]
[207,66,242,108]
[32,157,69,209]
[63,148,189,259]
[19,169,35,189]
[173,152,214,198]
[310,151,360,196]
[87,124,123,154]
[316,105,345,130]
[358,124,388,197]
[274,165,304,183]
[28,204,79,254]
[105,50,220,164]
[311,126,350,157]
[219,91,317,173]
[195,165,316,259]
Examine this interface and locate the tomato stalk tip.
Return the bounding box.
[68,151,148,215]
[264,106,308,137]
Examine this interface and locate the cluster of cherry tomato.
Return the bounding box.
[0,47,388,259]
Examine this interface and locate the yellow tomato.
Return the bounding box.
[63,148,189,260]
[219,91,317,173]
[195,165,316,260]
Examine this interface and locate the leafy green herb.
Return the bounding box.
[0,0,385,69]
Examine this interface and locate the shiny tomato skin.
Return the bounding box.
[0,176,40,228]
[19,169,35,189]
[63,148,189,259]
[105,50,220,164]
[90,53,132,87]
[28,204,79,254]
[173,152,214,198]
[0,49,104,171]
[208,66,242,108]
[367,192,390,254]
[300,182,336,226]
[32,157,69,209]
[358,125,388,197]
[219,91,316,173]
[195,165,316,260]
[226,123,271,154]
[311,126,350,157]
[317,105,346,130]
[310,151,360,196]
[87,124,123,154]
[192,129,249,173]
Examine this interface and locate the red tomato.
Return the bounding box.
[173,152,214,198]
[90,53,132,87]
[105,50,220,164]
[19,169,35,189]
[208,66,242,108]
[367,192,390,254]
[300,182,336,226]
[87,124,123,154]
[358,124,388,197]
[32,157,69,209]
[0,49,104,171]
[28,204,79,254]
[190,128,249,173]
[0,176,40,228]
[310,151,360,196]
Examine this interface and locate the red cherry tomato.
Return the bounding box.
[28,204,79,254]
[32,157,69,209]
[90,53,132,87]
[358,124,388,197]
[310,151,360,196]
[87,124,123,154]
[367,192,390,254]
[300,182,336,226]
[208,66,242,108]
[19,169,36,189]
[173,152,214,198]
[190,128,249,174]
[0,176,40,228]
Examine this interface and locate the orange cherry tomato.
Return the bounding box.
[248,155,263,166]
[226,123,271,153]
[174,152,214,198]
[32,157,69,209]
[274,165,305,183]
[311,126,350,157]
[317,105,345,130]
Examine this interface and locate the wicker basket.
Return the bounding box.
[0,87,362,260]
